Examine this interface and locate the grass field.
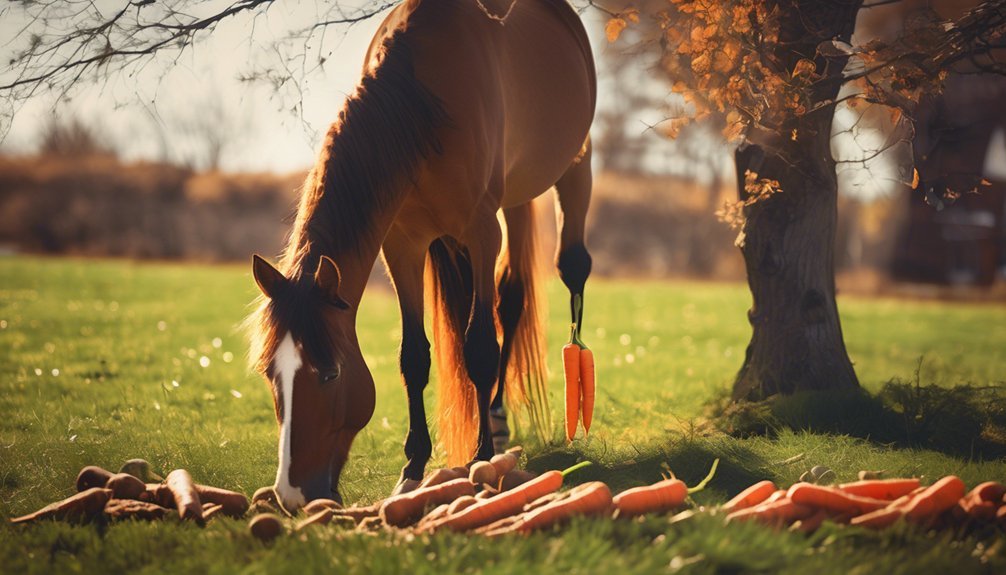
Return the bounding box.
[1,256,1005,574]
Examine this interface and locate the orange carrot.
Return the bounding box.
[901,476,966,522]
[962,499,997,522]
[968,481,1006,504]
[76,466,115,491]
[419,467,469,489]
[379,477,475,527]
[787,483,887,515]
[723,480,777,511]
[761,489,788,506]
[850,507,904,529]
[562,324,581,443]
[489,453,519,478]
[886,486,926,509]
[790,508,828,533]
[435,461,591,532]
[447,496,478,515]
[511,481,613,533]
[10,488,113,524]
[194,485,249,518]
[838,478,920,501]
[613,479,687,518]
[165,469,204,523]
[579,347,595,436]
[725,498,813,526]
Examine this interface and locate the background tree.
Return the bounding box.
[605,0,1006,400]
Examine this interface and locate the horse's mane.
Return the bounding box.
[247,30,450,374]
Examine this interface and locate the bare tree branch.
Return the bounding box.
[0,0,395,139]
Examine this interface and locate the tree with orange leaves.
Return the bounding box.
[602,0,1006,400]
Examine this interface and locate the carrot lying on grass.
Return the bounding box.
[614,479,686,518]
[790,509,829,533]
[613,458,718,518]
[379,477,475,527]
[787,483,888,515]
[76,466,115,491]
[966,481,1006,504]
[10,488,113,524]
[838,478,920,501]
[499,469,537,492]
[104,499,169,521]
[722,480,777,512]
[850,506,904,529]
[491,452,519,478]
[901,476,966,522]
[563,323,581,443]
[420,467,469,489]
[492,481,613,535]
[106,473,146,500]
[434,461,592,533]
[725,498,814,526]
[165,469,204,523]
[194,485,250,517]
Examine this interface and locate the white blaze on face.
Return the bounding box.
[273,332,305,509]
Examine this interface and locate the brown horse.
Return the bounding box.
[248,0,595,511]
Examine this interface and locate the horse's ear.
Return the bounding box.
[315,256,350,310]
[252,254,286,299]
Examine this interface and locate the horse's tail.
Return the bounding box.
[427,237,479,465]
[497,202,552,443]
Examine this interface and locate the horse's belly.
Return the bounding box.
[499,0,596,206]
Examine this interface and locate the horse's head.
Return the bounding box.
[250,254,375,512]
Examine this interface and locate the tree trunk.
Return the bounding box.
[731,0,862,401]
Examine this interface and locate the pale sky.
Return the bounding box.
[0,1,617,175]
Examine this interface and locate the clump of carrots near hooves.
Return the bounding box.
[10,453,1006,542]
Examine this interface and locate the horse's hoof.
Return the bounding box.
[329,489,344,506]
[391,477,420,497]
[490,407,510,454]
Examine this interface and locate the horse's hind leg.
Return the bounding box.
[491,203,534,452]
[463,209,504,462]
[554,140,593,332]
[383,232,433,490]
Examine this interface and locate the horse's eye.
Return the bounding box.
[321,364,342,384]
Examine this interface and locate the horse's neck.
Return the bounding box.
[300,193,401,309]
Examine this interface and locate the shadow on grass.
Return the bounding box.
[524,434,776,502]
[712,375,1006,460]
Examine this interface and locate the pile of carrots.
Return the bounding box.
[9,460,249,525]
[258,450,718,538]
[562,295,595,442]
[13,454,1005,542]
[723,475,1006,533]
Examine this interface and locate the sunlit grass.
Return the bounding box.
[1,256,1004,574]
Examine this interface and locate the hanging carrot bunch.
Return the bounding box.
[562,295,595,443]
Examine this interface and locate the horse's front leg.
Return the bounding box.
[384,234,433,492]
[462,210,504,462]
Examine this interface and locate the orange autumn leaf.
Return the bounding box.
[889,107,903,126]
[606,17,627,43]
[791,58,816,78]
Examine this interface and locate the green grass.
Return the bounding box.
[1,255,1004,574]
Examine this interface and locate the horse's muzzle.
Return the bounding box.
[275,472,331,512]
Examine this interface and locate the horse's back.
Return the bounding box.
[397,0,596,207]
